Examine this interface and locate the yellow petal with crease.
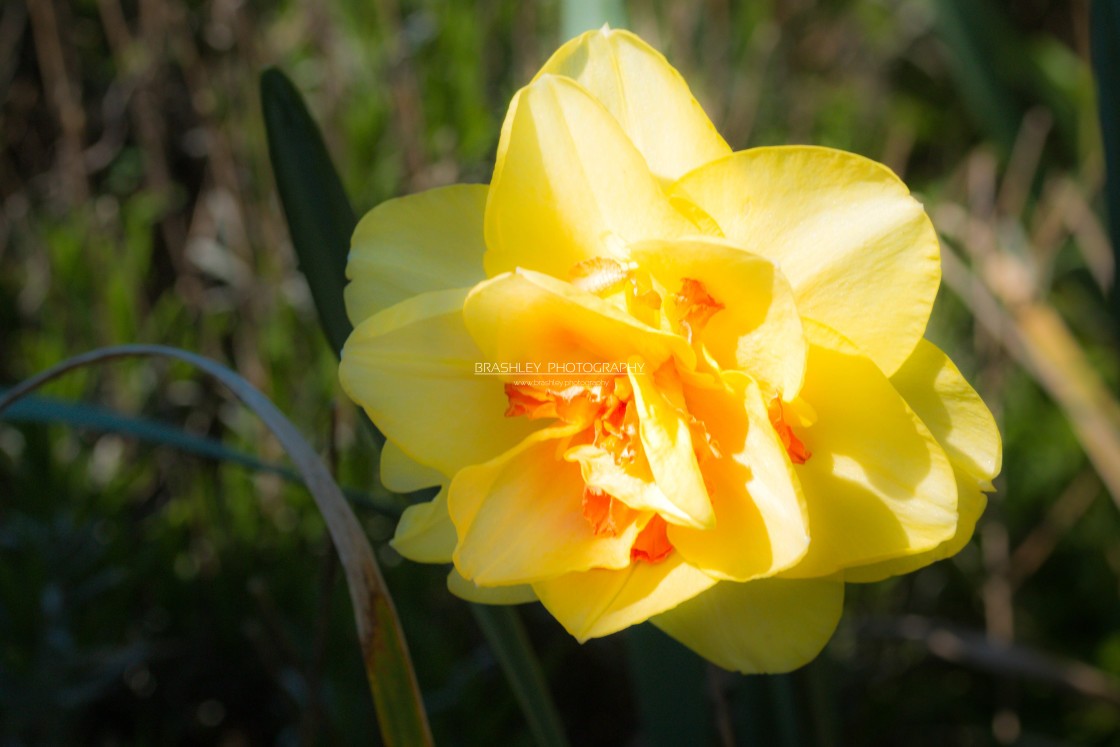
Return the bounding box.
[345,184,488,324]
[668,373,810,580]
[380,439,443,492]
[628,363,714,529]
[652,577,844,674]
[340,288,538,478]
[534,27,731,184]
[672,146,940,375]
[844,471,986,583]
[450,429,641,586]
[390,487,456,564]
[484,74,695,279]
[890,339,1002,488]
[464,269,695,373]
[533,553,717,642]
[844,339,1001,582]
[447,568,537,605]
[781,320,957,578]
[631,237,806,398]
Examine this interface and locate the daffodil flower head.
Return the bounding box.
[339,26,1002,673]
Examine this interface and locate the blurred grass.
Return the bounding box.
[2,0,1120,744]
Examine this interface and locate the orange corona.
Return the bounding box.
[504,375,674,563]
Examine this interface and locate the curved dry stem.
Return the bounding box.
[0,344,433,747]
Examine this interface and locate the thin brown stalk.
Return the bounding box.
[939,243,1120,513]
[27,0,88,204]
[1007,470,1100,590]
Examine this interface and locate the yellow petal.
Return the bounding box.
[667,373,810,580]
[533,553,717,642]
[449,429,640,586]
[890,339,1002,488]
[630,237,806,398]
[464,269,695,373]
[447,568,537,605]
[781,320,958,578]
[345,184,488,325]
[484,74,695,279]
[672,147,940,375]
[534,27,731,184]
[380,439,442,492]
[844,471,986,583]
[627,363,714,528]
[390,486,456,563]
[844,339,1001,582]
[652,577,844,674]
[339,288,539,478]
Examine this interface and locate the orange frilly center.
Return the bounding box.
[501,272,810,569]
[504,374,675,562]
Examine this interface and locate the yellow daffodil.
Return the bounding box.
[339,27,1001,673]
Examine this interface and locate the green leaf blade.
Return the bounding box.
[261,67,356,358]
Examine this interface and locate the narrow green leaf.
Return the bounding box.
[0,389,405,517]
[261,67,356,359]
[766,673,802,747]
[933,0,1024,154]
[934,0,1082,157]
[0,346,433,747]
[626,624,709,746]
[470,605,570,747]
[1092,0,1120,312]
[728,674,802,746]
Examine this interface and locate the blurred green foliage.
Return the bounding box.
[2,0,1120,744]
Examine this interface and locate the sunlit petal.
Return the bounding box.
[534,553,717,641]
[781,320,958,578]
[340,288,539,478]
[890,339,1002,488]
[390,486,456,564]
[450,428,641,586]
[630,237,806,398]
[667,373,810,580]
[628,363,714,528]
[380,439,443,493]
[485,75,695,279]
[673,146,940,375]
[535,27,731,183]
[346,184,488,324]
[652,577,844,674]
[464,269,695,372]
[844,471,986,583]
[844,339,1001,581]
[447,568,538,605]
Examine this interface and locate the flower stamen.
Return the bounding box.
[570,257,632,296]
